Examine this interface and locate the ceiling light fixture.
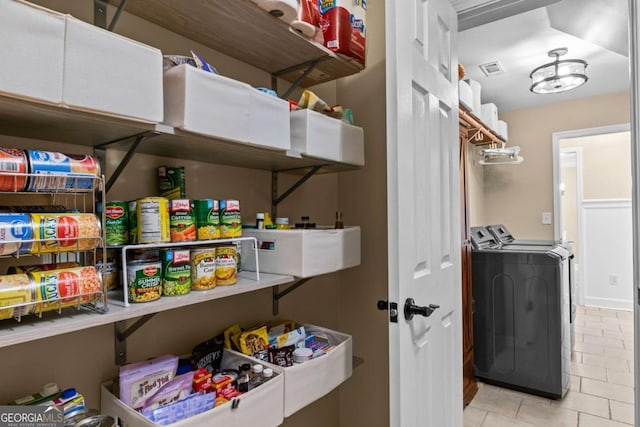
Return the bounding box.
[529,47,588,94]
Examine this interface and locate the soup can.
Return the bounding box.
[136,197,170,244]
[8,261,80,274]
[105,201,128,246]
[26,150,100,191]
[94,250,119,291]
[30,266,103,312]
[161,249,191,296]
[30,213,101,254]
[215,245,237,286]
[0,148,28,191]
[190,247,216,290]
[128,200,138,244]
[0,213,33,255]
[127,261,162,303]
[0,273,35,320]
[169,199,196,242]
[194,199,220,240]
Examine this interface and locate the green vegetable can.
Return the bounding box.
[128,200,138,244]
[219,199,241,238]
[161,249,191,296]
[105,201,128,246]
[194,199,220,240]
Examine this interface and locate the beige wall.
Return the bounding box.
[483,91,630,240]
[0,2,354,426]
[560,132,631,200]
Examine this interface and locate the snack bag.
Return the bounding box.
[239,326,269,355]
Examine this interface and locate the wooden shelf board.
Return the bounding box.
[459,106,504,145]
[0,272,293,349]
[0,95,153,146]
[105,0,363,86]
[107,125,361,174]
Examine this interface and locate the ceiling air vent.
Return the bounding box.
[479,61,504,76]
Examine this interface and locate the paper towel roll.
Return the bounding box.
[290,19,317,38]
[251,0,298,25]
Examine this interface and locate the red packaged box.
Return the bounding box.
[319,0,366,66]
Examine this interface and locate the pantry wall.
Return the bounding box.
[0,1,390,427]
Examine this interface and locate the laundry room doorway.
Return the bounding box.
[553,125,633,311]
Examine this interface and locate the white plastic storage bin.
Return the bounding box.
[63,17,163,123]
[464,78,482,114]
[480,103,499,132]
[0,0,65,105]
[164,65,290,150]
[458,80,473,111]
[290,109,364,166]
[232,324,353,418]
[241,226,361,278]
[497,120,509,140]
[101,351,284,427]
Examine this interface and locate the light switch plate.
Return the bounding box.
[542,212,552,225]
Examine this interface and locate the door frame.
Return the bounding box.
[552,125,630,310]
[552,123,630,242]
[629,1,640,425]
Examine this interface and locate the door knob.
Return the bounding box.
[404,298,439,320]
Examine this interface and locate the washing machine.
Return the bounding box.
[470,226,571,399]
[486,224,576,349]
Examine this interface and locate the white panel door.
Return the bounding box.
[386,0,462,426]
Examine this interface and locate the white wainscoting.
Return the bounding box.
[581,199,633,311]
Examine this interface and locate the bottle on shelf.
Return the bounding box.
[334,211,344,229]
[237,363,252,393]
[249,364,264,389]
[256,212,265,230]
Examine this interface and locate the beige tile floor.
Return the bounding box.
[464,306,635,427]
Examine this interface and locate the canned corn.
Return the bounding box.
[194,199,220,240]
[215,245,237,286]
[190,247,216,290]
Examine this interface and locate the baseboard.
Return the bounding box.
[584,296,633,311]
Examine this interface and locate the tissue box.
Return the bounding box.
[497,120,508,140]
[164,65,290,150]
[0,0,65,105]
[63,16,163,123]
[459,80,473,111]
[464,78,482,114]
[241,226,361,277]
[480,103,499,132]
[290,109,364,166]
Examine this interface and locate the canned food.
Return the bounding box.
[190,248,216,290]
[0,213,33,255]
[31,213,101,254]
[158,166,185,200]
[95,256,119,291]
[63,409,101,427]
[161,249,191,296]
[219,200,241,238]
[26,150,100,191]
[0,273,34,320]
[8,261,80,274]
[128,249,160,263]
[169,199,196,242]
[128,200,137,244]
[0,205,69,213]
[73,415,115,427]
[215,246,238,285]
[30,266,103,312]
[0,148,28,192]
[105,201,128,246]
[136,197,170,244]
[127,261,162,303]
[194,199,220,240]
